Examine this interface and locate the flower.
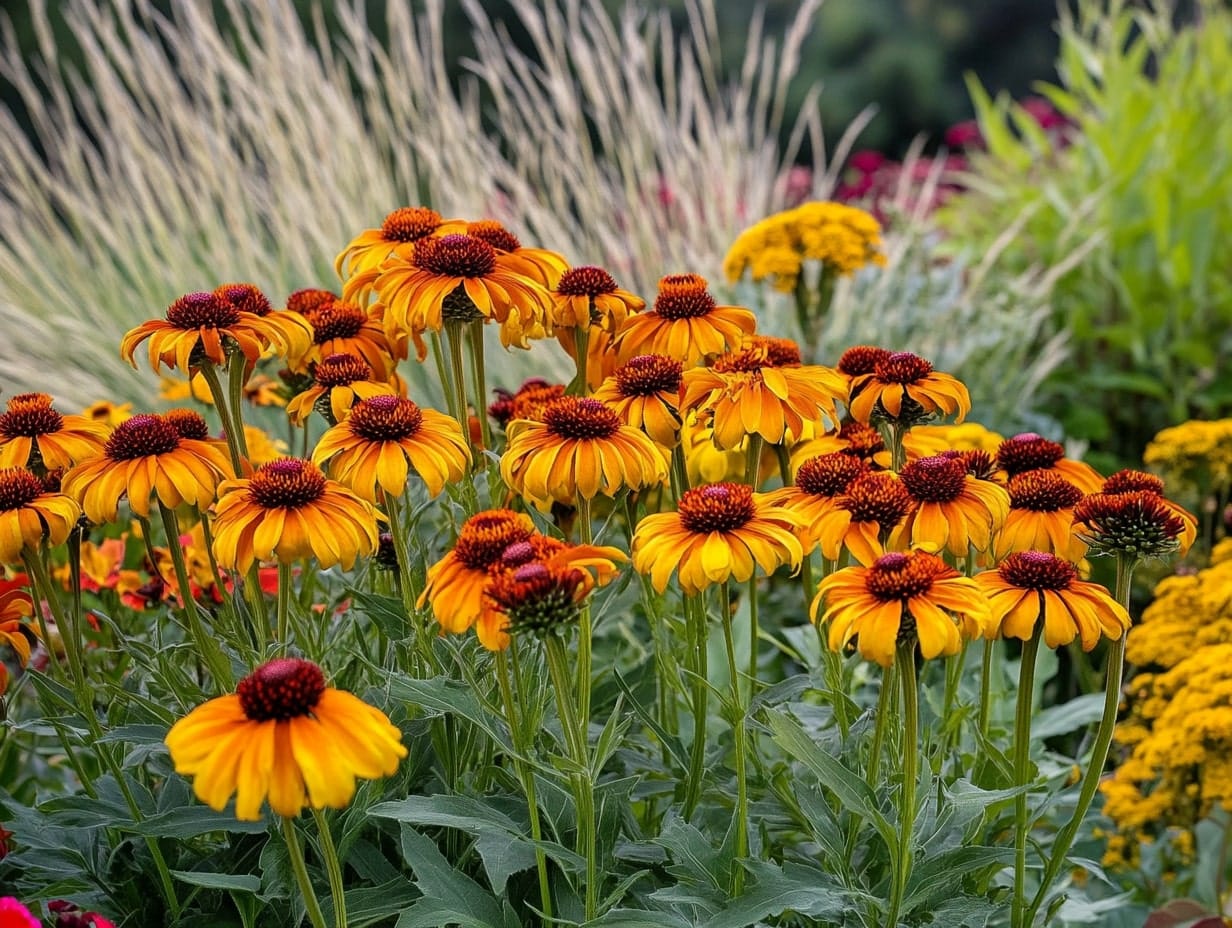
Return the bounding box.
[836,345,893,383]
[47,900,117,928]
[996,432,1103,494]
[79,401,132,428]
[848,351,970,426]
[164,657,406,820]
[551,265,644,332]
[814,471,914,565]
[375,233,552,357]
[0,898,39,928]
[501,396,666,505]
[613,273,756,365]
[0,468,81,564]
[61,414,232,523]
[681,336,845,449]
[976,550,1129,648]
[813,550,990,666]
[121,291,309,373]
[0,393,108,471]
[0,589,36,667]
[465,220,569,287]
[790,419,891,471]
[210,458,380,572]
[1073,491,1188,561]
[287,298,398,378]
[336,206,464,290]
[1143,418,1232,501]
[591,354,684,448]
[286,288,338,316]
[312,394,470,501]
[897,454,1009,557]
[1100,469,1197,555]
[631,482,802,594]
[488,379,565,428]
[213,282,313,362]
[419,509,537,636]
[904,421,1005,460]
[994,469,1087,562]
[763,452,868,550]
[285,352,400,426]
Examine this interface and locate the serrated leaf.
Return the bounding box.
[587,909,693,928]
[385,673,510,749]
[397,825,510,927]
[905,846,1014,909]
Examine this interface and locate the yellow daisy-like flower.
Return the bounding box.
[814,471,914,565]
[242,426,289,468]
[592,354,684,448]
[61,414,233,523]
[121,291,310,373]
[336,206,465,294]
[165,657,406,820]
[975,550,1129,649]
[813,550,990,667]
[631,482,802,595]
[289,298,397,378]
[789,420,891,473]
[0,393,108,470]
[466,220,569,288]
[213,283,314,364]
[681,336,846,449]
[551,265,645,332]
[0,588,37,667]
[994,469,1087,563]
[285,353,400,427]
[763,452,868,551]
[848,351,970,425]
[904,422,1005,461]
[0,468,80,565]
[210,458,380,572]
[80,400,133,428]
[897,454,1010,557]
[312,395,470,501]
[995,433,1103,495]
[501,396,667,505]
[613,273,756,365]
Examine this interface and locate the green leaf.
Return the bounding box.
[905,846,1015,909]
[587,910,692,928]
[705,860,847,928]
[1032,693,1105,741]
[129,806,270,838]
[385,673,510,749]
[396,824,513,928]
[169,870,261,893]
[335,880,422,928]
[348,590,413,642]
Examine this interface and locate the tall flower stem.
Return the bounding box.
[867,660,897,788]
[544,634,597,921]
[576,495,594,724]
[804,555,850,736]
[242,565,269,655]
[466,321,493,458]
[681,590,710,818]
[157,506,233,687]
[497,649,554,921]
[310,809,348,928]
[744,434,764,489]
[276,562,293,648]
[282,816,328,928]
[978,638,995,738]
[669,445,690,503]
[1010,626,1043,928]
[19,550,65,682]
[884,641,919,928]
[443,321,471,435]
[719,583,750,894]
[198,512,253,659]
[195,359,244,472]
[1024,555,1136,927]
[225,354,252,459]
[568,315,591,396]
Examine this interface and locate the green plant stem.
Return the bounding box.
[198,512,253,659]
[276,562,293,648]
[195,359,244,472]
[444,320,471,431]
[1024,555,1136,927]
[497,650,554,921]
[310,809,347,928]
[746,577,759,703]
[885,642,919,928]
[20,550,66,681]
[978,637,995,738]
[466,320,493,458]
[226,354,252,459]
[544,634,597,922]
[744,434,764,489]
[243,564,269,655]
[682,590,709,819]
[576,495,594,724]
[669,445,689,503]
[282,816,328,928]
[1011,626,1043,928]
[719,583,750,894]
[158,506,233,686]
[803,554,850,736]
[569,317,591,396]
[867,660,896,788]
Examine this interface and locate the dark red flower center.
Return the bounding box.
[542,397,621,439]
[313,353,373,387]
[165,292,241,329]
[510,383,566,422]
[997,550,1076,590]
[750,336,802,367]
[557,265,619,297]
[1103,468,1166,496]
[286,288,338,316]
[997,433,1065,476]
[653,273,717,320]
[453,510,535,570]
[838,345,892,377]
[615,355,683,396]
[795,452,867,497]
[837,421,886,459]
[499,540,537,568]
[466,220,521,253]
[678,482,756,533]
[900,455,967,503]
[162,409,211,441]
[237,657,326,721]
[841,472,914,525]
[247,458,327,509]
[864,551,949,601]
[0,393,63,437]
[105,414,181,460]
[1007,470,1083,512]
[381,206,444,243]
[310,301,367,342]
[0,467,44,511]
[945,449,997,480]
[414,234,497,278]
[1073,491,1185,542]
[214,283,271,317]
[872,351,933,385]
[348,395,424,441]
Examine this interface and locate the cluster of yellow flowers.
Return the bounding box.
[723,200,887,293]
[1143,417,1232,502]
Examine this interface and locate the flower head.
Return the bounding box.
[813,550,990,666]
[1073,491,1187,561]
[613,273,756,365]
[0,393,108,470]
[592,354,684,447]
[996,432,1103,494]
[165,657,406,820]
[0,898,40,928]
[763,452,868,550]
[489,379,565,428]
[995,469,1087,562]
[976,550,1129,648]
[1099,469,1197,555]
[552,265,644,331]
[335,206,464,289]
[285,352,400,426]
[814,471,914,565]
[897,453,1009,556]
[848,351,970,426]
[466,220,570,287]
[0,588,37,668]
[0,467,81,564]
[210,458,380,572]
[312,394,470,500]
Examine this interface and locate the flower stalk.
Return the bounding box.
[1011,625,1043,928]
[885,640,920,928]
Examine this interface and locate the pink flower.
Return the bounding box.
[944,119,984,150]
[0,897,40,928]
[48,900,117,928]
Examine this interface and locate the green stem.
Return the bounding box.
[466,320,493,459]
[569,316,591,396]
[310,808,347,928]
[282,816,328,928]
[1024,555,1136,927]
[744,434,765,490]
[277,562,292,649]
[1011,626,1043,928]
[979,637,995,738]
[720,583,749,894]
[198,512,253,660]
[804,555,850,736]
[226,354,251,459]
[195,360,244,472]
[444,321,471,435]
[576,495,594,725]
[746,578,759,703]
[158,506,232,687]
[682,591,709,818]
[868,660,896,788]
[20,550,66,681]
[669,445,690,503]
[885,642,919,928]
[243,565,269,655]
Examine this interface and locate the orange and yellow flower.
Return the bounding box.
[791,420,891,472]
[0,393,108,470]
[813,550,991,666]
[288,298,397,379]
[631,482,802,594]
[763,452,868,550]
[814,471,914,565]
[210,458,380,572]
[337,207,465,295]
[592,354,684,448]
[213,283,313,363]
[0,588,36,667]
[994,469,1087,563]
[0,468,80,565]
[976,550,1129,648]
[1099,469,1197,555]
[286,353,400,426]
[61,414,233,523]
[995,433,1103,494]
[897,454,1009,557]
[165,657,406,820]
[312,395,470,501]
[551,265,644,332]
[1073,490,1190,562]
[613,273,756,365]
[466,220,569,287]
[847,351,970,425]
